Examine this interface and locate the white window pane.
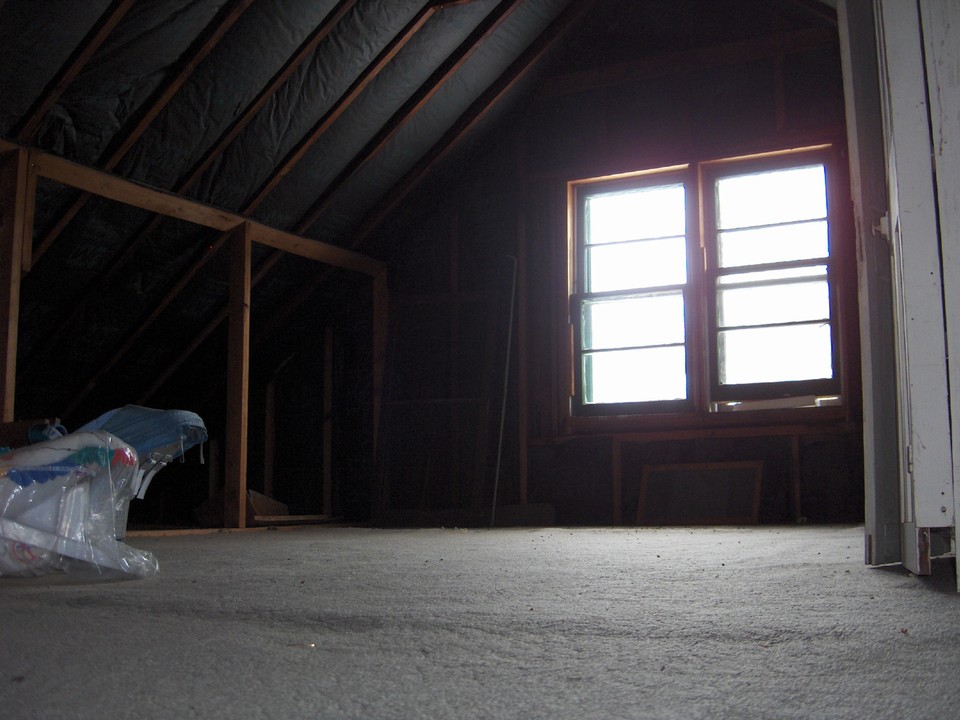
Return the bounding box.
[584,346,687,403]
[586,184,685,244]
[718,280,830,327]
[584,293,684,350]
[717,165,826,230]
[587,237,686,292]
[719,324,833,385]
[719,220,828,268]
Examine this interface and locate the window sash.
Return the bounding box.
[569,148,841,415]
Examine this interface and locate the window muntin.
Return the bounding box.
[710,160,835,392]
[570,148,841,416]
[578,178,690,406]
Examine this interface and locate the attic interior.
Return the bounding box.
[0,0,863,531]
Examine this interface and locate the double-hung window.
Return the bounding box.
[570,146,843,417]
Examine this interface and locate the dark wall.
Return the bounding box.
[362,1,863,525]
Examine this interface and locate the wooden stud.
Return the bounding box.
[0,149,28,421]
[224,223,252,528]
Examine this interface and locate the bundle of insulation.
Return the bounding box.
[0,406,207,579]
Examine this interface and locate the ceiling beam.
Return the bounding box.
[254,0,595,350]
[293,0,528,235]
[353,0,596,249]
[18,0,361,372]
[175,0,361,202]
[122,5,444,403]
[31,0,255,264]
[244,2,439,215]
[2,141,382,415]
[31,150,242,231]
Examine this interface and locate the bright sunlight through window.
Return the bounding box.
[575,154,836,411]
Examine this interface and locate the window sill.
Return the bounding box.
[561,402,853,438]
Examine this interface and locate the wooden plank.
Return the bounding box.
[876,0,954,534]
[837,0,901,565]
[31,0,254,263]
[31,150,242,231]
[920,0,960,587]
[350,0,593,249]
[28,1,360,362]
[246,222,383,276]
[224,223,252,528]
[14,0,135,143]
[105,0,256,167]
[19,159,36,274]
[294,0,527,233]
[247,4,437,215]
[177,0,360,197]
[0,149,28,421]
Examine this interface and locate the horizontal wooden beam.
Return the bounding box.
[16,143,381,274]
[31,150,242,231]
[247,222,384,276]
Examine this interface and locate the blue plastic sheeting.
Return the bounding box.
[77,404,207,461]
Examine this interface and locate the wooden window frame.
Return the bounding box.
[567,144,849,425]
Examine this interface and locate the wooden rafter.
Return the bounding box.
[137,0,510,405]
[14,0,135,144]
[18,0,359,374]
[293,0,526,234]
[0,142,382,416]
[119,6,441,403]
[174,0,360,201]
[56,2,430,406]
[224,223,251,528]
[353,0,595,248]
[32,0,255,264]
[136,249,286,405]
[253,0,593,352]
[244,3,438,215]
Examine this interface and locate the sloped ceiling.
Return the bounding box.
[0,0,837,429]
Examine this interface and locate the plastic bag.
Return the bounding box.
[0,431,158,579]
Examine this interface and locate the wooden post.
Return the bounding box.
[0,148,30,422]
[225,223,251,528]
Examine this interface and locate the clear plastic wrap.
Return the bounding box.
[0,431,158,579]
